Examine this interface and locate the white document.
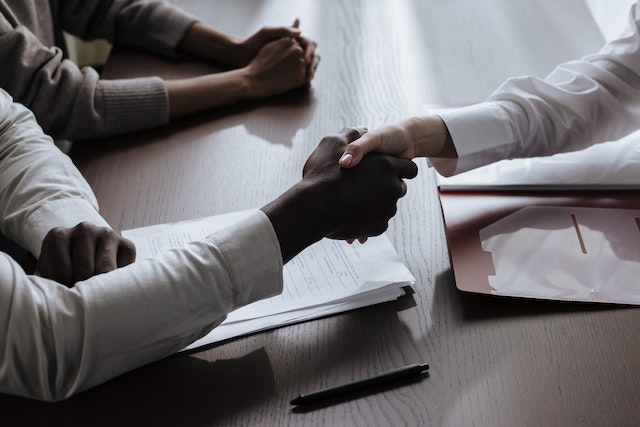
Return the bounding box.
[480,206,640,305]
[123,210,415,350]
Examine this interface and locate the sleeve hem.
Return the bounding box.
[434,102,518,175]
[205,210,284,309]
[24,199,110,258]
[98,77,169,136]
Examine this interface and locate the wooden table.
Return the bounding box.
[3,1,639,425]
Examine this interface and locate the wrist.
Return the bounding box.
[166,69,254,117]
[406,115,455,158]
[222,37,250,66]
[180,22,242,64]
[261,180,330,262]
[237,66,262,99]
[235,68,256,99]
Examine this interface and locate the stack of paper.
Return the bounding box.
[123,210,415,351]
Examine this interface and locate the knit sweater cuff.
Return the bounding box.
[98,76,169,136]
[139,5,199,57]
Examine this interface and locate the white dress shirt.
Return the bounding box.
[0,90,283,401]
[434,1,640,176]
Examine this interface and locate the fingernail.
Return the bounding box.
[339,153,353,166]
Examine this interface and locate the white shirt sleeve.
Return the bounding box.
[0,90,109,257]
[0,89,284,401]
[433,1,640,176]
[0,210,283,402]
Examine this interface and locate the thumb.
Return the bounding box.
[117,238,137,267]
[286,19,301,38]
[339,134,380,168]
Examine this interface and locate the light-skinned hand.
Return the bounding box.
[338,116,454,168]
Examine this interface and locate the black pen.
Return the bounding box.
[290,363,429,406]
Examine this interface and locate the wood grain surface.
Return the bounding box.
[3,1,639,426]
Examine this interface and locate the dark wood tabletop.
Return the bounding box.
[3,1,639,425]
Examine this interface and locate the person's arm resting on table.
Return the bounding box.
[0,0,318,140]
[0,92,134,284]
[168,20,314,118]
[0,92,416,401]
[340,2,640,176]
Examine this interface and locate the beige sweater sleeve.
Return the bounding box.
[56,0,199,58]
[0,0,198,140]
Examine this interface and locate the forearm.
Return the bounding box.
[0,93,108,256]
[0,16,169,140]
[60,0,198,57]
[0,211,282,402]
[178,22,243,65]
[403,115,456,158]
[260,181,327,263]
[165,69,256,118]
[437,4,640,175]
[489,62,640,156]
[437,60,640,175]
[0,249,238,402]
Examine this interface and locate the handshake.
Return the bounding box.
[262,127,418,262]
[37,128,417,284]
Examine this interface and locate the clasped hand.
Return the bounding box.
[242,19,319,97]
[38,223,136,287]
[262,128,418,263]
[302,128,418,240]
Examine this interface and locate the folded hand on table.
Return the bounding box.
[38,222,136,287]
[235,19,319,86]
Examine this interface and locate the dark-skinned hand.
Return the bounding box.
[262,127,418,262]
[38,222,136,287]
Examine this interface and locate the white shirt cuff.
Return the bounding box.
[205,210,283,309]
[433,102,517,176]
[24,198,110,258]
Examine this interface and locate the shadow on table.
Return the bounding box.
[450,278,633,321]
[72,87,317,160]
[429,269,640,425]
[429,269,630,321]
[168,86,318,149]
[0,348,275,427]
